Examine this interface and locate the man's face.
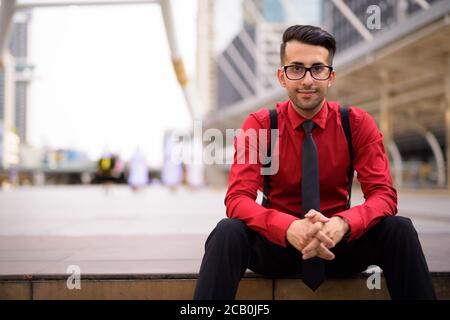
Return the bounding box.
[277,41,335,118]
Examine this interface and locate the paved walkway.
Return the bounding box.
[0,185,449,275]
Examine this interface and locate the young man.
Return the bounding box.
[194,25,436,300]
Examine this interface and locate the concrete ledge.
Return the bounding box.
[0,281,32,300]
[32,279,198,300]
[1,272,449,300]
[275,278,390,300]
[0,277,272,300]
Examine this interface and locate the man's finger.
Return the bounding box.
[305,222,322,239]
[304,210,317,218]
[314,230,335,249]
[317,243,335,260]
[302,249,316,260]
[305,210,330,223]
[302,231,334,257]
[303,241,336,260]
[305,209,318,217]
[302,238,320,256]
[305,221,323,238]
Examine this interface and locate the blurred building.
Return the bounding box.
[0,8,33,170]
[202,0,450,190]
[324,0,449,189]
[10,11,33,145]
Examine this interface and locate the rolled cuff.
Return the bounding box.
[334,209,364,242]
[269,212,299,247]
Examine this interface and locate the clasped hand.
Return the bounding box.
[286,210,349,261]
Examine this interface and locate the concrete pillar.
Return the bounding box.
[196,0,215,115]
[1,51,18,168]
[0,0,17,59]
[387,141,403,188]
[0,1,19,170]
[379,70,393,152]
[160,0,203,121]
[380,70,404,187]
[424,131,445,187]
[445,53,450,190]
[397,0,408,22]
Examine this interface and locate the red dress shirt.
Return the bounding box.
[224,99,398,247]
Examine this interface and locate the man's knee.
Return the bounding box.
[214,218,248,236]
[206,218,249,246]
[379,216,417,237]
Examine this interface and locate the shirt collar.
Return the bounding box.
[287,99,329,131]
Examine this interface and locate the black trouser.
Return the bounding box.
[193,216,437,300]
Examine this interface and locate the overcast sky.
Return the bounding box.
[28,1,196,168]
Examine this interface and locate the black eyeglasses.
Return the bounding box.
[283,64,333,81]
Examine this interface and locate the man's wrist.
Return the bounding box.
[340,217,351,241]
[336,216,351,241]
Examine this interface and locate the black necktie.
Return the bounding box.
[301,119,326,291]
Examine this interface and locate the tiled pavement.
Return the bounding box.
[0,185,449,275]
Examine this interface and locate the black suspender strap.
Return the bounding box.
[262,108,278,208]
[340,107,354,209]
[261,106,354,209]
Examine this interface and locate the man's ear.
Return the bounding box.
[328,70,336,88]
[277,68,286,88]
[327,70,336,88]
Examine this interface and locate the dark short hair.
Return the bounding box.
[280,25,336,65]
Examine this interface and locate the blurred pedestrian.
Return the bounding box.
[161,132,183,193]
[186,137,204,190]
[96,151,116,194]
[127,148,149,192]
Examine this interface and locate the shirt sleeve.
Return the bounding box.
[334,108,398,241]
[224,112,299,247]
